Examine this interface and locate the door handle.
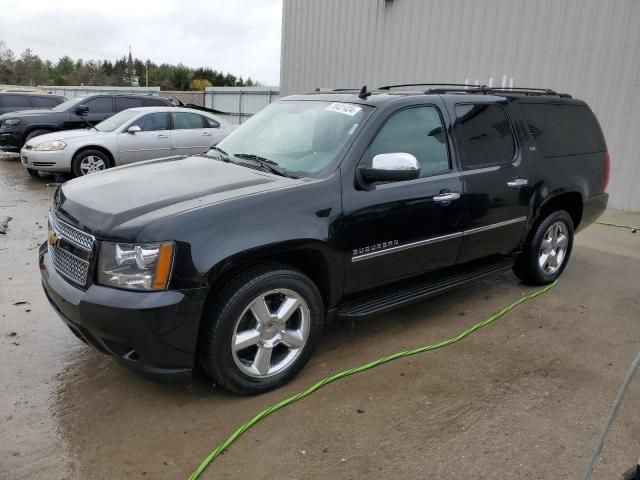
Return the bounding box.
[158,134,168,139]
[507,178,529,188]
[433,192,460,203]
[201,132,212,136]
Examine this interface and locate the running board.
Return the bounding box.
[337,257,514,318]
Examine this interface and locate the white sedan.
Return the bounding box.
[20,107,235,177]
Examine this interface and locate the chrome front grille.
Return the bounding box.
[49,213,95,250]
[48,213,95,286]
[48,242,90,286]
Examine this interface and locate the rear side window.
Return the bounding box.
[116,97,144,111]
[32,96,62,108]
[520,103,605,157]
[172,112,205,130]
[142,97,168,107]
[454,104,515,168]
[366,106,449,177]
[2,94,33,108]
[85,97,113,113]
[203,116,220,128]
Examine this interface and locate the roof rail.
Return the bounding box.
[379,83,485,90]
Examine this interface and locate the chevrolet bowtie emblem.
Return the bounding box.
[48,231,59,248]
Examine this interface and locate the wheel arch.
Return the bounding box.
[72,145,116,168]
[531,190,583,231]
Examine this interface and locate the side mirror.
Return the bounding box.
[127,125,141,134]
[358,153,420,183]
[75,104,89,116]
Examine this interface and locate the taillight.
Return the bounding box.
[603,151,611,191]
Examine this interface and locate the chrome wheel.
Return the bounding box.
[79,155,106,175]
[539,220,569,274]
[231,288,310,378]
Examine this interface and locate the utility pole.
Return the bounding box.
[145,62,149,88]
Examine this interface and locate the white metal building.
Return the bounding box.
[280,0,640,211]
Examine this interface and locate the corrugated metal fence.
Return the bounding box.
[281,0,640,211]
[204,87,280,124]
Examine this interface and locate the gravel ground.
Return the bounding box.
[1,153,639,480]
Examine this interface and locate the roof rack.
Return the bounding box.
[379,83,571,98]
[309,85,373,99]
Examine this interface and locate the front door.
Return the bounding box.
[446,101,530,263]
[117,112,171,164]
[340,102,464,293]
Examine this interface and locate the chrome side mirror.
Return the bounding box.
[359,153,420,183]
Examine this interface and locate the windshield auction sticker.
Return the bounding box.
[325,103,362,116]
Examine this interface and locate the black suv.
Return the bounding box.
[40,84,609,394]
[0,92,66,115]
[0,93,172,151]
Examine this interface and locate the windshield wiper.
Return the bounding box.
[232,153,291,177]
[209,145,231,161]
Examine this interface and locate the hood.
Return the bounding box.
[54,155,302,240]
[0,109,53,119]
[24,128,101,147]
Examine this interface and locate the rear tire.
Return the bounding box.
[199,264,324,395]
[26,168,39,178]
[513,210,574,285]
[71,149,111,177]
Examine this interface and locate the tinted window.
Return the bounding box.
[172,112,204,130]
[203,116,220,128]
[366,106,449,177]
[454,104,515,168]
[520,103,605,157]
[85,97,113,113]
[3,94,33,108]
[142,97,167,107]
[133,112,169,132]
[116,97,143,111]
[32,96,62,108]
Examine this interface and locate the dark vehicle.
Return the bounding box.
[0,94,172,151]
[40,84,609,394]
[0,92,66,115]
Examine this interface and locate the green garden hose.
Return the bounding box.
[188,280,558,480]
[595,221,638,233]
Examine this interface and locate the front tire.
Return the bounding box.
[514,210,574,285]
[199,265,324,395]
[71,149,110,177]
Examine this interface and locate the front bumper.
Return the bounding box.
[0,130,20,151]
[20,146,72,172]
[39,242,209,381]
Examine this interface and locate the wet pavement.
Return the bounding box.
[1,152,639,480]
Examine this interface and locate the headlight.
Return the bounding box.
[34,140,67,151]
[97,241,174,291]
[3,118,21,127]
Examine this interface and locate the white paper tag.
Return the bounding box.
[325,102,362,116]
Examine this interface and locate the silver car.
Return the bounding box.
[20,107,235,177]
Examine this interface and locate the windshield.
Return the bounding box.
[95,110,139,132]
[52,96,87,112]
[212,100,371,176]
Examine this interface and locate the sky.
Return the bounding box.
[0,0,283,85]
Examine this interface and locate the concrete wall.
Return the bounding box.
[281,0,640,211]
[162,91,206,107]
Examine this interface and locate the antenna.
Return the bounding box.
[358,85,371,99]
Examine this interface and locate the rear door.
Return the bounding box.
[115,96,144,112]
[446,100,530,263]
[117,112,171,164]
[169,111,213,155]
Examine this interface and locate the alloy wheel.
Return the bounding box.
[231,288,310,378]
[538,220,569,274]
[79,155,106,175]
